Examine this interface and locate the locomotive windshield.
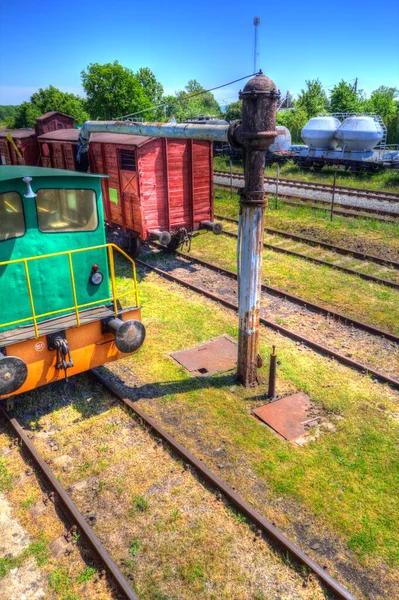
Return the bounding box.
[0,192,25,242]
[36,188,98,232]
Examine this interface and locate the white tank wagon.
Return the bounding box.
[265,126,293,165]
[294,114,399,172]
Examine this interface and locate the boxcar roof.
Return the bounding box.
[37,129,152,146]
[0,165,107,181]
[36,111,75,121]
[0,129,36,139]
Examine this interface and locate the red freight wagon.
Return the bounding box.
[0,129,39,166]
[37,129,222,255]
[0,112,75,167]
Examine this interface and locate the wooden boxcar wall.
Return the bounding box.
[0,135,40,166]
[90,138,213,240]
[89,140,143,236]
[40,141,77,171]
[35,113,75,136]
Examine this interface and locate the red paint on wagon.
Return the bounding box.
[37,129,214,242]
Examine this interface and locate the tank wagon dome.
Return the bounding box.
[335,116,383,151]
[301,116,340,150]
[269,126,292,152]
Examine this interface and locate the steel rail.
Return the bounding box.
[0,405,139,600]
[92,369,356,600]
[215,214,399,270]
[220,229,399,290]
[214,179,399,222]
[136,258,399,389]
[164,246,399,345]
[217,214,399,268]
[214,169,399,202]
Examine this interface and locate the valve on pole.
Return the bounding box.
[233,72,279,386]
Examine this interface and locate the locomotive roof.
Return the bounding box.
[0,165,107,181]
[37,129,152,146]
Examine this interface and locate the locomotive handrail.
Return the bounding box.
[0,243,139,338]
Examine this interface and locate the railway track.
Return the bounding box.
[214,169,399,203]
[0,403,139,600]
[214,171,399,222]
[215,217,399,290]
[138,254,399,389]
[215,214,399,269]
[0,373,355,600]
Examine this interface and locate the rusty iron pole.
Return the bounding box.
[234,73,279,386]
[268,345,277,398]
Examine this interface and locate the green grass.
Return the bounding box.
[110,268,399,570]
[129,537,142,557]
[130,494,150,514]
[0,459,12,491]
[76,566,97,583]
[0,536,48,579]
[214,187,399,260]
[214,155,399,193]
[186,224,399,336]
[48,568,81,600]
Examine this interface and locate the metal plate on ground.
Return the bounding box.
[170,335,237,376]
[253,392,316,441]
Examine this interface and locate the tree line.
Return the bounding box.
[2,61,221,128]
[2,65,398,144]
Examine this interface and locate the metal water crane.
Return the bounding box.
[77,72,280,387]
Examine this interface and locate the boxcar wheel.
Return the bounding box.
[129,236,142,258]
[166,237,181,253]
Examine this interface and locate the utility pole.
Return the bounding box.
[253,17,260,73]
[353,78,358,93]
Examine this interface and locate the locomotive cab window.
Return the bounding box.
[0,192,25,241]
[36,188,98,232]
[119,149,136,171]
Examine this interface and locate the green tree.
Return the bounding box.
[8,86,89,128]
[277,107,308,143]
[329,80,363,114]
[363,86,399,144]
[296,79,329,118]
[164,80,221,121]
[81,61,151,120]
[0,105,19,126]
[11,102,41,128]
[135,67,164,119]
[225,100,242,122]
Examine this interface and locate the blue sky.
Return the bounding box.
[0,0,398,106]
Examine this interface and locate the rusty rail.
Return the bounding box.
[215,214,399,270]
[214,169,399,203]
[214,178,399,222]
[0,405,139,600]
[220,229,399,290]
[136,257,399,390]
[162,246,399,344]
[92,369,356,600]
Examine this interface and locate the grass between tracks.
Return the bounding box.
[214,156,399,193]
[214,187,399,261]
[109,264,399,577]
[185,219,399,336]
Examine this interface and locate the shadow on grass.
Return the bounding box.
[10,364,268,432]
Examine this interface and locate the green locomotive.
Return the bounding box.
[0,166,145,402]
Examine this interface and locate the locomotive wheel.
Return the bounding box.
[128,236,142,258]
[166,236,181,253]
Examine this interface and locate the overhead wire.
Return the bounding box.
[114,71,259,120]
